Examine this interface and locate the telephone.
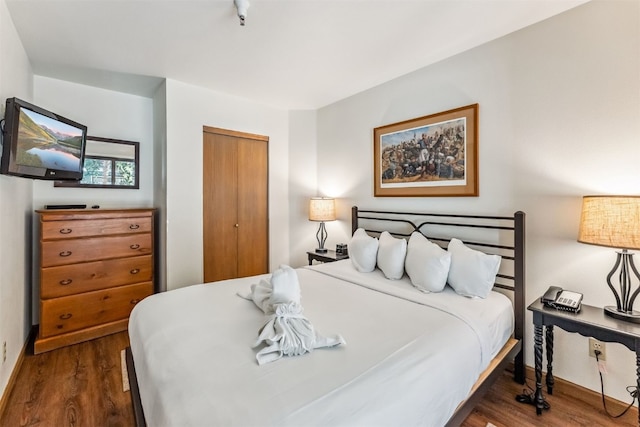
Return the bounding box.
[541,286,583,313]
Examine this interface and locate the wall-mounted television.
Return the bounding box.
[0,97,87,181]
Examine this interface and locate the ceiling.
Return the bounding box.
[6,0,588,110]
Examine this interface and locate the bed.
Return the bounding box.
[126,207,526,426]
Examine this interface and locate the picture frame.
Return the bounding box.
[55,136,140,189]
[373,103,478,197]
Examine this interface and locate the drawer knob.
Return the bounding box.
[130,299,140,305]
[60,279,73,286]
[129,224,140,230]
[59,251,72,257]
[59,313,72,320]
[130,244,140,250]
[59,228,72,234]
[130,268,140,274]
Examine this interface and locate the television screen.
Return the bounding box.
[0,98,87,180]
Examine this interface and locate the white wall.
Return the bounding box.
[164,79,291,290]
[313,0,639,402]
[0,0,33,401]
[288,110,320,267]
[33,76,155,209]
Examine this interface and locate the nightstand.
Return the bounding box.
[528,299,640,424]
[307,250,348,265]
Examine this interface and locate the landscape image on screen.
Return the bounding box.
[15,109,83,171]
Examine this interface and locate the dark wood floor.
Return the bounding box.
[1,331,134,427]
[1,331,637,426]
[461,369,637,427]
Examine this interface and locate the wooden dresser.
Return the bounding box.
[35,208,155,354]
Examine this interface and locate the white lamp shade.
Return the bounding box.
[309,198,336,222]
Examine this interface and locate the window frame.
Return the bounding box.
[55,136,140,189]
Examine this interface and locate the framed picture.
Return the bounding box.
[55,136,140,189]
[373,104,478,197]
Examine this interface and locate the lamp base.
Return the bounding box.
[604,306,640,324]
[315,248,328,253]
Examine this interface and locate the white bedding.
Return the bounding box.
[128,260,513,427]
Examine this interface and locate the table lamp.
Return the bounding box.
[309,197,336,253]
[577,195,640,323]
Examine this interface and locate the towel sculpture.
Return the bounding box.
[239,265,345,365]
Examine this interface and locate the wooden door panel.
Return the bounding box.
[203,127,269,282]
[203,132,239,282]
[237,138,269,277]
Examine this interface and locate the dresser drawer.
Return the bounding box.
[41,216,152,240]
[41,255,153,299]
[41,234,152,267]
[39,282,153,338]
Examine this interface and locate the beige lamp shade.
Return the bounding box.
[309,198,336,222]
[578,195,640,250]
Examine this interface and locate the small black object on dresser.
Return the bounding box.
[45,204,87,210]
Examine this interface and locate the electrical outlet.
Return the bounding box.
[2,341,6,363]
[589,338,606,361]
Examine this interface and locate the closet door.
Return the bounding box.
[203,131,239,282]
[236,138,268,277]
[203,127,268,283]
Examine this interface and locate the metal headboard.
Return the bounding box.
[351,206,526,384]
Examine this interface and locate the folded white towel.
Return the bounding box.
[237,265,301,314]
[254,302,346,365]
[270,265,301,306]
[238,265,346,365]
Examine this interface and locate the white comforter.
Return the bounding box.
[128,260,513,427]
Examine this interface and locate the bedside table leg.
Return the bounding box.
[534,324,544,415]
[636,349,640,426]
[545,325,555,395]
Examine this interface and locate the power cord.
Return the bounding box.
[594,349,638,418]
[514,379,551,410]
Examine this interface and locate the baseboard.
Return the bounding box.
[0,326,37,419]
[511,363,638,416]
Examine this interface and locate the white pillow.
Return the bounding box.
[447,238,501,298]
[348,228,379,273]
[377,231,407,280]
[405,232,451,292]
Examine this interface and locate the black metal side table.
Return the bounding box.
[307,250,348,265]
[528,299,640,425]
